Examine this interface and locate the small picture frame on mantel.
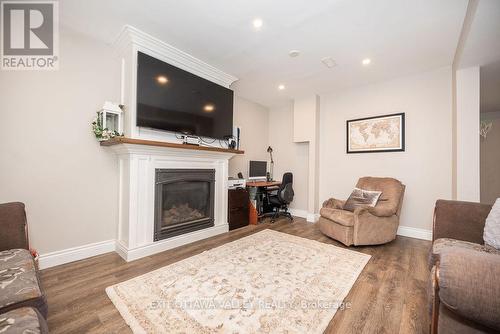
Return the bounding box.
[346,112,405,154]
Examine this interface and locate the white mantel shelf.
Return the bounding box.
[105,137,242,262]
[101,137,244,155]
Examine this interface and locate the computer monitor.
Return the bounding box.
[249,160,267,180]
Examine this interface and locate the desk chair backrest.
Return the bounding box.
[278,172,294,204]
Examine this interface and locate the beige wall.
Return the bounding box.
[0,27,121,254]
[480,117,500,204]
[292,96,320,218]
[456,66,481,201]
[229,97,269,178]
[0,25,459,256]
[268,104,309,212]
[319,67,453,231]
[293,96,318,143]
[0,28,269,255]
[230,99,311,213]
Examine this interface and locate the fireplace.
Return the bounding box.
[154,169,215,241]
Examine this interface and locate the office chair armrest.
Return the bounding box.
[322,198,345,209]
[265,186,280,194]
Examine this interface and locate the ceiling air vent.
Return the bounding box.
[321,57,337,68]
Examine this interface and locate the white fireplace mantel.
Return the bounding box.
[105,139,243,261]
[106,26,242,261]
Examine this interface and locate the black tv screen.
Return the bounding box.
[136,52,234,140]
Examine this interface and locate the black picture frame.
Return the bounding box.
[346,112,405,154]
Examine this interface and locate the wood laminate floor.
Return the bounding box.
[41,218,432,334]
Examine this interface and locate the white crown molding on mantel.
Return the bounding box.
[112,25,238,140]
[113,25,238,88]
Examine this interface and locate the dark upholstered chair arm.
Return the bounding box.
[433,199,491,244]
[322,198,345,210]
[0,202,29,251]
[438,247,500,331]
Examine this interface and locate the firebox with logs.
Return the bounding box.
[154,169,215,241]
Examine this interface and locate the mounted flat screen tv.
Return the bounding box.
[136,52,234,140]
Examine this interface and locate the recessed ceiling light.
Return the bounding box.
[289,50,300,57]
[362,58,371,66]
[156,75,168,84]
[253,18,263,29]
[278,84,285,90]
[203,104,215,112]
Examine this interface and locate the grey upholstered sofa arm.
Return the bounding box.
[438,247,500,331]
[433,199,492,243]
[322,198,345,210]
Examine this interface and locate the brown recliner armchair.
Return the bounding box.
[318,177,405,246]
[429,200,500,334]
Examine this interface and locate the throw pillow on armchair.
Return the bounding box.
[343,187,382,212]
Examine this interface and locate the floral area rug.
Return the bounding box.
[106,229,370,333]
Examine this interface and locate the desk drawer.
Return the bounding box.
[228,189,249,230]
[228,189,249,209]
[229,209,249,230]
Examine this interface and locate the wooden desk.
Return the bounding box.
[246,181,281,188]
[246,181,281,220]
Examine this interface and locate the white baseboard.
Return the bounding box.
[39,224,229,269]
[397,226,432,241]
[289,208,308,219]
[38,239,116,270]
[38,223,431,270]
[118,224,229,262]
[289,209,318,223]
[306,213,320,223]
[292,208,432,241]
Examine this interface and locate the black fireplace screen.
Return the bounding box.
[155,169,215,241]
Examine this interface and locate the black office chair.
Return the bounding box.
[267,172,294,223]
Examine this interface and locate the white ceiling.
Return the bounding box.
[60,0,470,107]
[459,0,500,114]
[459,0,500,69]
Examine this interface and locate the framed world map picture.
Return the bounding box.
[346,113,405,153]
